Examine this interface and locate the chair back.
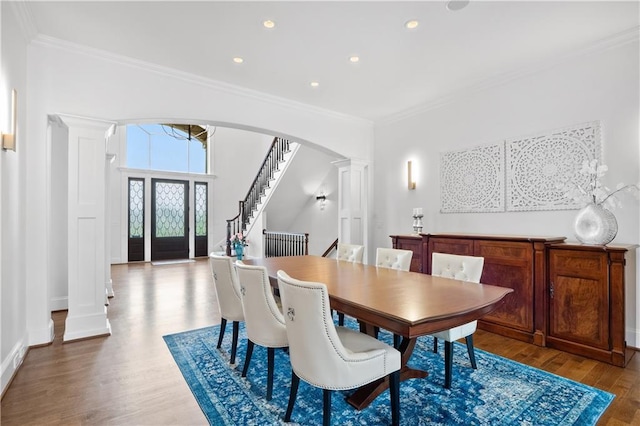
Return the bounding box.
[431,252,484,283]
[236,262,288,348]
[277,270,364,389]
[375,248,413,271]
[336,243,364,263]
[208,254,244,321]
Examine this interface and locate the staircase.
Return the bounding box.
[225,137,297,255]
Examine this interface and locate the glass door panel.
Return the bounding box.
[151,179,189,261]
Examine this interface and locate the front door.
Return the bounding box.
[151,178,189,261]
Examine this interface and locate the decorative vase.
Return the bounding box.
[234,243,244,260]
[573,203,618,245]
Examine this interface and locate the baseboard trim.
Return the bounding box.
[50,295,68,312]
[64,313,111,342]
[1,336,28,399]
[626,328,640,350]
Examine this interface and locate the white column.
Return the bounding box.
[58,115,115,341]
[333,159,368,260]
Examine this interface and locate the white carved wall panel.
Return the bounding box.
[506,121,601,211]
[440,142,505,213]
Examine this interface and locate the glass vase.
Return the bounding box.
[234,243,244,260]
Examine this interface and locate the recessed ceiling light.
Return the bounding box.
[263,20,275,29]
[310,81,320,88]
[446,1,470,11]
[349,56,360,63]
[405,20,419,29]
[233,57,244,64]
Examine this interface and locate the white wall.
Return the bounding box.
[373,38,640,346]
[266,144,341,256]
[293,167,339,256]
[48,118,68,311]
[1,2,29,394]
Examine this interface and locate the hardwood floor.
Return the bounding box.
[1,259,639,425]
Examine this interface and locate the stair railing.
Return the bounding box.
[263,229,309,257]
[226,137,291,255]
[321,238,339,258]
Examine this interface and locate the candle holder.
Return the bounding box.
[412,213,423,234]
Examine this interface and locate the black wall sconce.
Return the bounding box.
[316,194,327,210]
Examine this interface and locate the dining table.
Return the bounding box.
[245,255,513,410]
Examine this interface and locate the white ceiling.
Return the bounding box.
[24,1,639,121]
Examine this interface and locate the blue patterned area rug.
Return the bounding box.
[163,321,613,425]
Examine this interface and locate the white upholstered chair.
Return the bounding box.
[336,243,365,263]
[235,262,288,401]
[375,248,413,272]
[208,254,245,365]
[429,252,485,389]
[277,270,401,426]
[375,247,413,347]
[335,243,364,325]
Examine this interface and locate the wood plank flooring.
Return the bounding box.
[1,259,638,425]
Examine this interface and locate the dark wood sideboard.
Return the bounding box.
[391,233,636,367]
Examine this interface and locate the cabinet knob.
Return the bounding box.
[550,281,554,299]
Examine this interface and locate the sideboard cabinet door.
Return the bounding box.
[548,249,609,350]
[547,244,634,367]
[474,240,534,336]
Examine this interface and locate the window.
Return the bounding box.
[127,178,145,261]
[126,124,208,173]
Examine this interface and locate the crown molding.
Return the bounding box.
[380,26,640,126]
[31,35,373,126]
[9,1,38,42]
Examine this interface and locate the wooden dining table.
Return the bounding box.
[245,255,513,410]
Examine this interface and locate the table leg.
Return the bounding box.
[346,336,427,410]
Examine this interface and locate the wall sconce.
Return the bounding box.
[407,160,416,190]
[2,89,17,151]
[316,194,327,210]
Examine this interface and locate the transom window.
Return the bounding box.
[126,123,208,173]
